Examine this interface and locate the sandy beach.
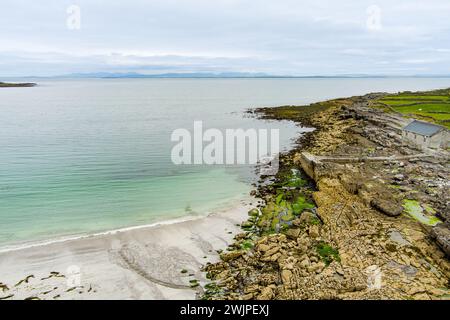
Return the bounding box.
[0,199,252,300]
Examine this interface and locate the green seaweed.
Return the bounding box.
[189,279,199,288]
[240,240,254,250]
[201,282,223,300]
[271,217,280,231]
[402,199,441,226]
[284,176,306,188]
[256,189,315,234]
[423,204,436,214]
[292,196,315,215]
[280,212,295,222]
[281,170,307,188]
[275,193,284,205]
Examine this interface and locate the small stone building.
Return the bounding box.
[402,120,448,150]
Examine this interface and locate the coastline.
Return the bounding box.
[0,193,252,254]
[0,198,253,300]
[2,88,448,300]
[203,89,450,300]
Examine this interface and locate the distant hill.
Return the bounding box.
[16,73,450,79]
[58,72,398,79]
[60,72,288,78]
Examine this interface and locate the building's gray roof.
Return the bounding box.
[403,120,444,137]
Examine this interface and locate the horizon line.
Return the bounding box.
[4,72,450,79]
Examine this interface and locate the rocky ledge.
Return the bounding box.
[202,90,450,300]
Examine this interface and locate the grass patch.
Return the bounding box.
[393,103,450,113]
[378,91,450,128]
[381,95,449,101]
[316,242,340,266]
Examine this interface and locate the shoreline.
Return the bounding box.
[0,215,207,254]
[0,194,252,254]
[0,197,254,300]
[2,88,448,300]
[203,89,450,300]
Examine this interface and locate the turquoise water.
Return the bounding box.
[1,78,450,247]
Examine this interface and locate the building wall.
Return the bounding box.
[429,132,442,149]
[402,128,449,150]
[439,131,449,149]
[402,131,427,149]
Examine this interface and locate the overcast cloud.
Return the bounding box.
[1,0,450,76]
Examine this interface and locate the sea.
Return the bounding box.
[1,77,450,248]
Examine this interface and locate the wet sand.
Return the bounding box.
[0,200,252,300]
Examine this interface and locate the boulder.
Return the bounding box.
[281,269,293,284]
[298,211,317,225]
[308,225,320,238]
[299,257,310,269]
[257,243,271,252]
[220,251,243,262]
[241,293,253,300]
[257,286,274,300]
[270,253,282,262]
[371,198,403,217]
[264,246,280,257]
[430,224,450,257]
[307,261,325,274]
[285,228,301,239]
[241,221,254,229]
[248,208,259,217]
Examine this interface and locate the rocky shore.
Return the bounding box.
[202,90,450,300]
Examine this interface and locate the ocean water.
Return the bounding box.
[1,77,450,247]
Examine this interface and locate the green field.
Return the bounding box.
[382,95,449,101]
[377,90,450,129]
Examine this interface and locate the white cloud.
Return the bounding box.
[0,0,449,76]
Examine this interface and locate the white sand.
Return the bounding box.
[0,199,253,300]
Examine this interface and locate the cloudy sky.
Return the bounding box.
[1,0,450,76]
